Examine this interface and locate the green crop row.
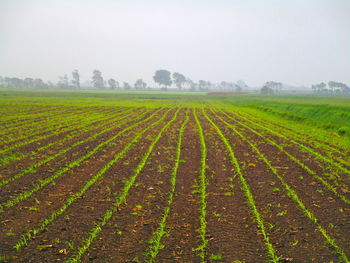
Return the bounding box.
[0,106,101,140]
[145,110,189,262]
[0,107,111,153]
[216,110,350,205]
[0,105,81,130]
[193,109,209,262]
[0,108,144,187]
[65,109,180,263]
[0,107,133,166]
[202,108,280,263]
[12,109,173,252]
[211,110,349,263]
[228,109,350,170]
[0,109,163,213]
[236,109,348,159]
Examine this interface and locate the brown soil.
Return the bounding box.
[0,107,349,263]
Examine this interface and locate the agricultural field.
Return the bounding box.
[0,90,349,263]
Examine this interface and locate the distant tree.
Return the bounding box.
[261,85,274,94]
[235,85,242,92]
[185,78,196,91]
[328,81,349,93]
[198,80,208,91]
[153,70,172,90]
[265,81,282,93]
[108,78,117,90]
[311,82,326,93]
[237,80,248,90]
[71,70,80,89]
[123,82,132,90]
[172,72,186,90]
[58,75,69,89]
[91,70,104,89]
[219,81,228,90]
[134,79,147,90]
[24,78,34,89]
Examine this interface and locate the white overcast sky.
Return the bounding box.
[0,0,349,86]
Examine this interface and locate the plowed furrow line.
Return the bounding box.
[211,110,350,262]
[208,110,341,262]
[202,109,280,263]
[192,109,209,262]
[59,109,179,263]
[216,109,350,205]
[224,109,350,168]
[0,107,136,167]
[0,107,101,142]
[0,109,163,213]
[0,108,145,187]
[235,109,347,154]
[0,107,79,130]
[196,110,267,262]
[157,114,201,261]
[85,110,186,263]
[143,111,189,263]
[0,109,109,152]
[0,109,169,260]
[239,109,348,154]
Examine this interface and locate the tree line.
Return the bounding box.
[1,69,348,94]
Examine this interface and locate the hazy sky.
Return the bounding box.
[0,0,349,87]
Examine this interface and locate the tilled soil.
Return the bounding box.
[0,106,349,263]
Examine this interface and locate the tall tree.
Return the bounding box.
[172,72,186,90]
[24,78,34,89]
[134,79,147,90]
[261,85,273,94]
[91,70,104,89]
[108,78,118,90]
[123,82,132,90]
[58,74,69,89]
[237,80,248,90]
[71,70,80,89]
[198,80,208,91]
[153,70,172,90]
[328,81,349,93]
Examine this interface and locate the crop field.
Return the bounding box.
[0,90,349,263]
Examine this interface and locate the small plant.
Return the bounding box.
[114,224,122,236]
[277,210,287,216]
[6,229,15,236]
[28,206,39,211]
[209,253,223,260]
[272,187,281,193]
[65,240,75,250]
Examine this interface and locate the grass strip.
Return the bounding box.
[238,110,348,158]
[228,109,350,169]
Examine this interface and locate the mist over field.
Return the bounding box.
[0,0,349,89]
